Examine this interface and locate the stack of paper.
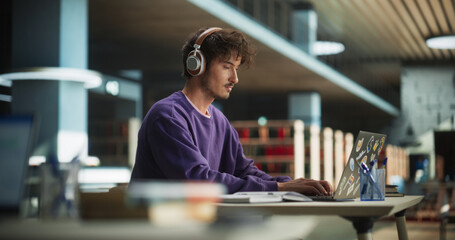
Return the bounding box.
[385,184,404,197]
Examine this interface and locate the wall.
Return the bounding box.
[400,65,455,179]
[401,65,455,137]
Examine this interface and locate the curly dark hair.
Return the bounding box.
[182,27,255,79]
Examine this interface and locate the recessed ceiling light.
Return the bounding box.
[426,35,455,49]
[313,41,345,55]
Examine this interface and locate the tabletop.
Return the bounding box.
[217,195,424,217]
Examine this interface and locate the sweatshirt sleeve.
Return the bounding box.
[147,116,280,194]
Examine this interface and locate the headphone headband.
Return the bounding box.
[194,27,222,48]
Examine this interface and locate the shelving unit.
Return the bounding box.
[232,119,413,195]
[231,120,305,179]
[231,120,358,188]
[88,118,141,167]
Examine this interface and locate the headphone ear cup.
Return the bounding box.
[186,50,206,76]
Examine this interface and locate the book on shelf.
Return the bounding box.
[232,120,301,180]
[238,127,250,139]
[277,126,290,139]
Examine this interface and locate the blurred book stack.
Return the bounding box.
[385,184,404,197]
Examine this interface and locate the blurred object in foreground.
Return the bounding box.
[127,181,226,226]
[78,166,130,192]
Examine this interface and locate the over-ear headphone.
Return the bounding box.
[186,27,222,77]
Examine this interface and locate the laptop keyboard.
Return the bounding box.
[308,195,335,201]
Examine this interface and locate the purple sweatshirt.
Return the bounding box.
[130,91,291,193]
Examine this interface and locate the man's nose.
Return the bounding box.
[230,69,238,84]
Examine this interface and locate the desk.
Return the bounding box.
[218,195,423,240]
[0,216,318,240]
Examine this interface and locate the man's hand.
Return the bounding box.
[277,178,333,196]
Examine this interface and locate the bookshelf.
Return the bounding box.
[231,120,305,179]
[88,118,141,167]
[232,119,412,194]
[231,119,359,188]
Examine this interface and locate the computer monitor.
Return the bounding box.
[0,115,36,215]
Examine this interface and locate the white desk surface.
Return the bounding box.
[0,216,318,240]
[217,195,424,217]
[0,196,423,240]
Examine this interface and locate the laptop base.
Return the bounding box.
[308,196,355,202]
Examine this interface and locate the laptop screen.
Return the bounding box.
[334,131,387,199]
[0,115,35,213]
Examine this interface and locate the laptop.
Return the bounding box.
[0,115,37,217]
[309,131,387,201]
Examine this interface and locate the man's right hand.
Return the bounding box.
[277,178,333,196]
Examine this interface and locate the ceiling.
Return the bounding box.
[313,0,455,60]
[88,0,455,130]
[310,0,455,104]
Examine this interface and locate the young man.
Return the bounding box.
[130,27,332,195]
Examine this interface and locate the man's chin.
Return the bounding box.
[215,94,230,100]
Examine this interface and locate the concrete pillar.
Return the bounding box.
[8,0,95,162]
[12,0,88,69]
[291,3,317,55]
[12,79,88,162]
[288,92,321,127]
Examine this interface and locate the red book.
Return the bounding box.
[254,163,262,170]
[239,128,250,139]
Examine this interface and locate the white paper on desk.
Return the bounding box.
[221,194,283,203]
[221,191,312,203]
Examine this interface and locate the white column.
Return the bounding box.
[293,120,304,179]
[323,127,334,185]
[386,145,393,184]
[334,130,344,188]
[310,125,320,180]
[344,133,354,165]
